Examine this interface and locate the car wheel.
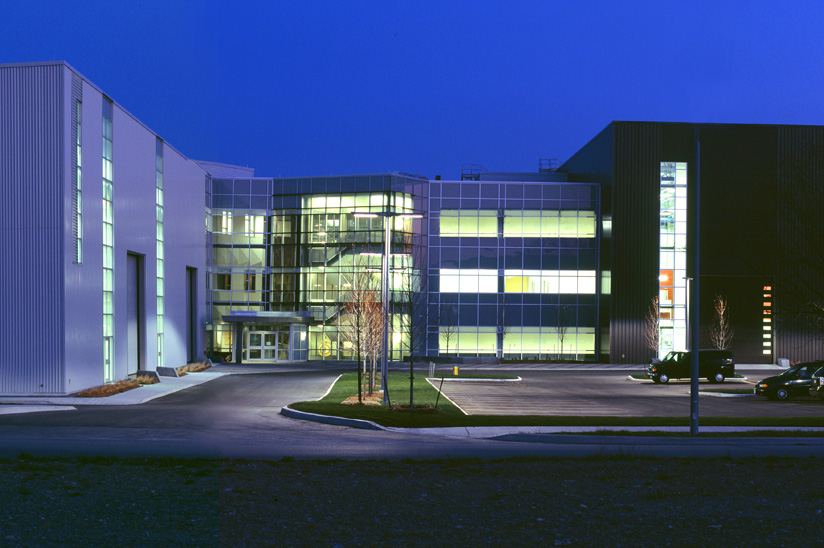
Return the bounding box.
[658,373,669,384]
[775,388,790,401]
[709,372,725,384]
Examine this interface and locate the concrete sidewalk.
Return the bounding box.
[281,406,824,437]
[0,372,226,414]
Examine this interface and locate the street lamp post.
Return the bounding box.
[354,210,422,404]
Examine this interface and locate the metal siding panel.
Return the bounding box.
[776,126,824,363]
[0,65,65,394]
[610,123,661,364]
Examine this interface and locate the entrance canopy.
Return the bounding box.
[222,311,314,325]
[222,311,313,363]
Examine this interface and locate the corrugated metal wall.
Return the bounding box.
[610,122,661,364]
[776,126,824,362]
[0,64,66,394]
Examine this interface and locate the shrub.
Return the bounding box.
[176,361,212,375]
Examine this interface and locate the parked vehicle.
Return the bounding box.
[810,374,824,400]
[647,350,735,384]
[754,361,824,401]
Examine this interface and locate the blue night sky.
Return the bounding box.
[2,1,823,179]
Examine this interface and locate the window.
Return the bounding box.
[72,99,82,263]
[102,98,114,382]
[439,269,497,293]
[503,270,596,294]
[658,162,688,357]
[504,211,596,238]
[155,138,165,367]
[439,211,497,237]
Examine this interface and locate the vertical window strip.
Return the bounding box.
[72,99,82,263]
[658,162,688,358]
[102,98,114,382]
[156,138,165,367]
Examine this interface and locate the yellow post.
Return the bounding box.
[453,365,459,376]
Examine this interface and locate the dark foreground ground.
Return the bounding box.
[0,455,821,547]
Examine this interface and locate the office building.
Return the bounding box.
[3,62,823,395]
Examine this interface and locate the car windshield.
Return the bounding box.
[778,363,805,377]
[661,352,686,363]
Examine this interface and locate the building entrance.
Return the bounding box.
[245,327,290,361]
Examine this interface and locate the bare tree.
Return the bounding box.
[439,297,459,357]
[363,289,384,395]
[557,305,570,361]
[396,267,427,408]
[644,296,660,359]
[709,294,734,350]
[337,259,382,402]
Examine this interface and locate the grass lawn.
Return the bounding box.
[287,372,824,429]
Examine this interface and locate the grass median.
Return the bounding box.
[287,372,824,429]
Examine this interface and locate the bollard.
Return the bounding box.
[453,365,459,376]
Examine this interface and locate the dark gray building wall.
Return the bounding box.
[776,126,824,363]
[562,121,824,364]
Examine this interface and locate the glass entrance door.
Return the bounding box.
[246,328,291,362]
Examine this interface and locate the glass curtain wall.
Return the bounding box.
[300,192,417,360]
[208,178,271,357]
[428,181,600,360]
[659,162,688,356]
[101,99,114,381]
[155,139,165,367]
[207,175,426,362]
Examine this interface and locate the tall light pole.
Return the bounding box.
[354,210,422,404]
[690,128,701,436]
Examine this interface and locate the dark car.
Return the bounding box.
[755,361,824,400]
[647,349,734,384]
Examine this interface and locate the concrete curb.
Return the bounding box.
[0,372,227,409]
[699,391,757,398]
[279,406,384,430]
[0,405,77,416]
[274,408,824,438]
[426,376,522,382]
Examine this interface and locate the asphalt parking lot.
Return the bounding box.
[436,368,824,417]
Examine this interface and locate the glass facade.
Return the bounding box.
[155,138,165,367]
[428,180,600,360]
[72,99,82,264]
[205,174,602,363]
[207,174,428,361]
[102,99,114,381]
[658,162,687,357]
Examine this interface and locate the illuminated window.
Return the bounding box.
[503,270,596,294]
[156,138,165,367]
[102,98,115,382]
[439,211,498,237]
[503,210,596,238]
[439,269,497,293]
[658,162,688,357]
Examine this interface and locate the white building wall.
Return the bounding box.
[1,61,207,394]
[163,149,209,366]
[0,63,66,395]
[63,77,105,393]
[110,102,159,379]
